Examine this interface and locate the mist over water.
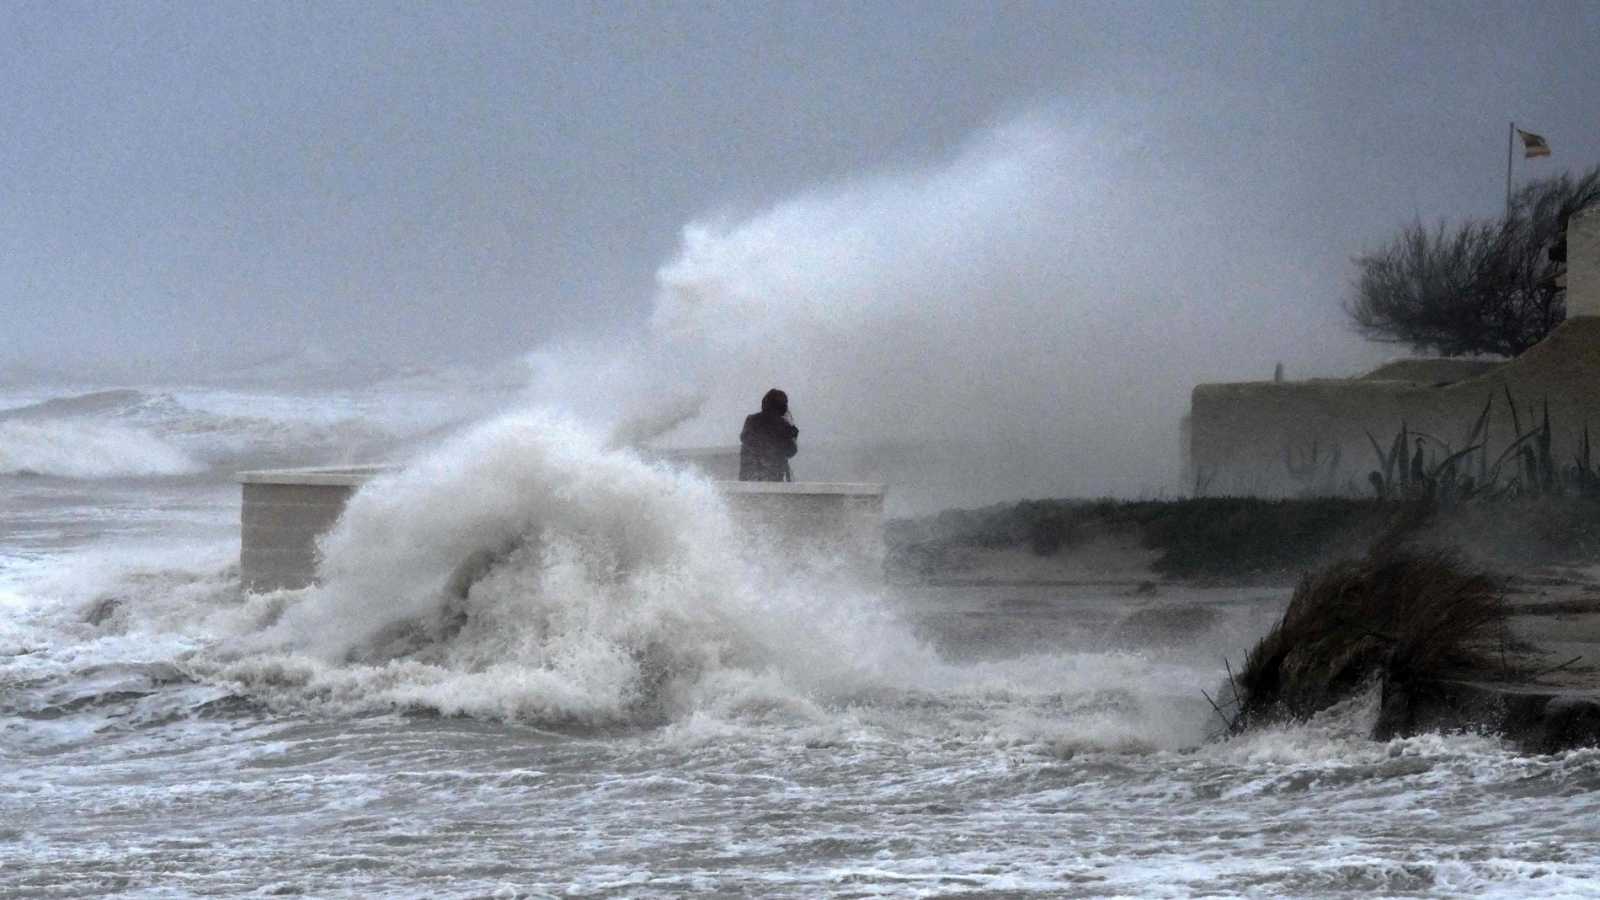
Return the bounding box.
[0,111,1377,507]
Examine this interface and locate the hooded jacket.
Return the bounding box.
[739,389,798,481]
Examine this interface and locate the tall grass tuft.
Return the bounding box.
[1362,390,1600,502]
[1230,545,1506,731]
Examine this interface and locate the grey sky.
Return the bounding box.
[3,0,1598,381]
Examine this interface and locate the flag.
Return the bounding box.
[1517,128,1552,158]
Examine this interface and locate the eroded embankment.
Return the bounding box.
[887,496,1600,583]
[1236,554,1600,753]
[887,496,1600,750]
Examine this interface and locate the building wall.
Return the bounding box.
[1570,207,1600,318]
[1188,208,1600,496]
[1191,319,1600,495]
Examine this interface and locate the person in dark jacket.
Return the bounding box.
[739,389,798,481]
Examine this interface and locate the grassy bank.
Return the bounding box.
[887,495,1600,582]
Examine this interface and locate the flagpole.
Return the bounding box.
[1506,121,1514,218]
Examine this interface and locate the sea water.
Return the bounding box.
[3,383,1599,898]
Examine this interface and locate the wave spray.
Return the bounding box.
[208,410,935,725]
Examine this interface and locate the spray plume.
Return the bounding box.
[531,111,1348,508]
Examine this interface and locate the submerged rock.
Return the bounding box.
[1376,678,1600,753]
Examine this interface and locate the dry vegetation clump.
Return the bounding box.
[1133,497,1385,579]
[885,485,1600,584]
[1231,547,1507,731]
[884,497,1389,581]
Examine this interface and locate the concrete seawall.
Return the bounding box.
[239,466,384,593]
[239,466,885,592]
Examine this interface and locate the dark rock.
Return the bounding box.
[1375,677,1600,752]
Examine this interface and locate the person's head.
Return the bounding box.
[760,388,788,416]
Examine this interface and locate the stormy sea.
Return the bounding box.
[4,380,1600,898]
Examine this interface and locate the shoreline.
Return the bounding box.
[889,496,1600,751]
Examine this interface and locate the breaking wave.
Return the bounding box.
[142,410,1202,748]
[0,387,410,475]
[0,388,151,421]
[6,403,1212,748]
[0,420,201,478]
[198,411,940,726]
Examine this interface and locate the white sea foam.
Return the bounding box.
[0,419,201,478]
[0,385,476,477]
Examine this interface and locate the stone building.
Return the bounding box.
[1186,207,1600,495]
